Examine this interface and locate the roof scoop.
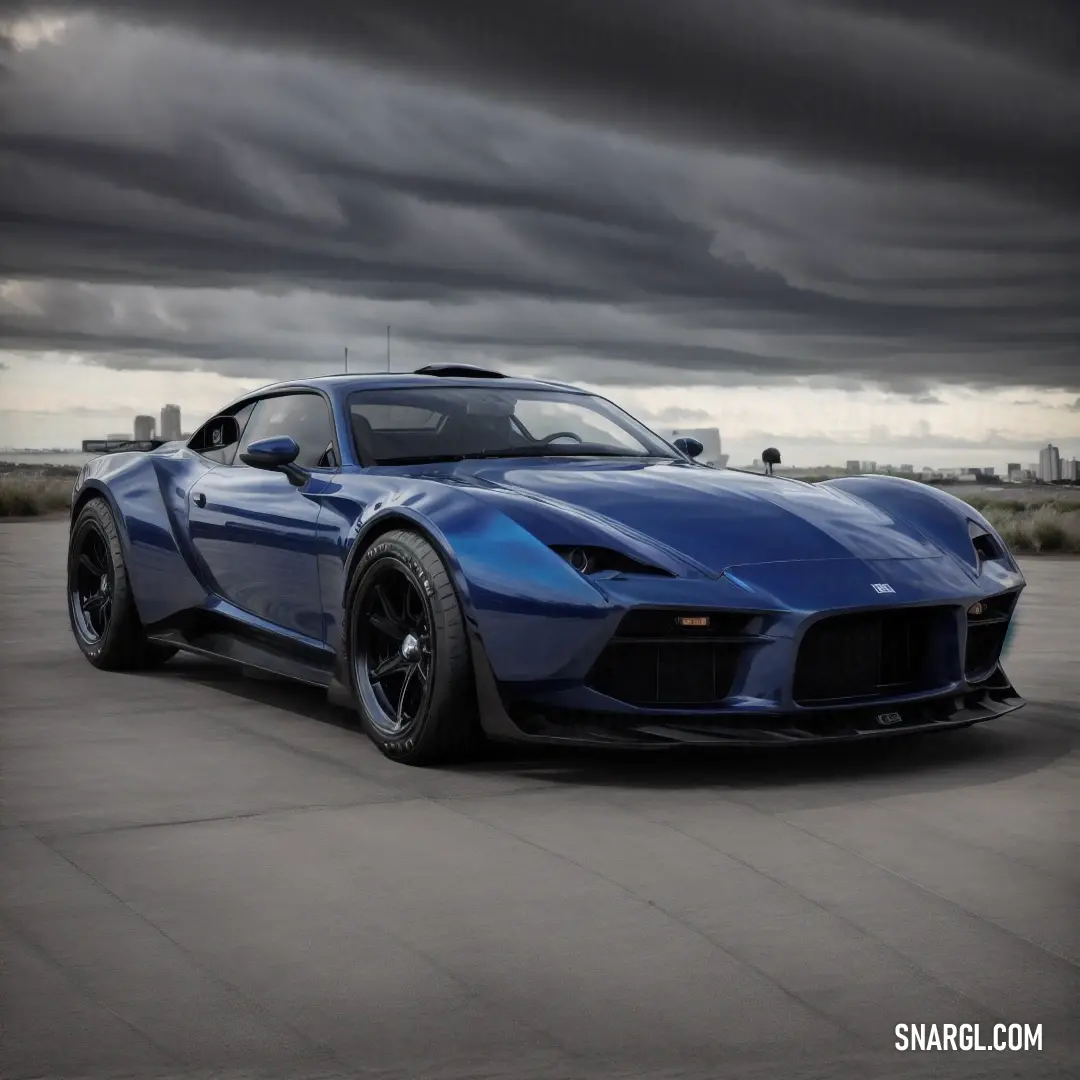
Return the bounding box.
[414,364,506,378]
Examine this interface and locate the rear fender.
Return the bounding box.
[73,451,213,625]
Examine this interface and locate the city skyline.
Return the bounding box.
[4,402,1075,486]
[1,5,1078,468]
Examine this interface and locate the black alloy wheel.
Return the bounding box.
[345,529,478,765]
[353,560,433,736]
[70,520,114,644]
[66,496,178,670]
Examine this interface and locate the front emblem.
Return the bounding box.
[870,583,895,594]
[876,711,903,726]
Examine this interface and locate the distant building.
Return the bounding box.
[134,415,156,442]
[845,460,861,474]
[861,461,877,473]
[1006,462,1022,482]
[1037,444,1061,483]
[1062,458,1079,482]
[898,464,913,474]
[667,428,729,468]
[160,404,182,442]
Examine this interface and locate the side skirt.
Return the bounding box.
[147,611,335,688]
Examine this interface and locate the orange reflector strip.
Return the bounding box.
[677,615,710,627]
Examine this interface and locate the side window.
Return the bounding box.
[236,393,336,470]
[188,402,255,465]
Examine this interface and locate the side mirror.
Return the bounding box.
[239,435,310,486]
[674,436,704,460]
[240,435,300,470]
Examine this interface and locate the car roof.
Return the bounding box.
[233,370,588,402]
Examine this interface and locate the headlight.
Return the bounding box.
[967,520,1005,567]
[550,545,673,577]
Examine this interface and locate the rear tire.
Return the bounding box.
[344,528,480,765]
[67,497,178,670]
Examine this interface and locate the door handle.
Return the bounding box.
[192,491,206,508]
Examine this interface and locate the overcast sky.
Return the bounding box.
[1,1,1078,468]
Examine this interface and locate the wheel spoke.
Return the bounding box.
[370,613,405,642]
[83,593,106,614]
[378,583,399,622]
[395,664,417,725]
[371,653,408,684]
[80,553,103,577]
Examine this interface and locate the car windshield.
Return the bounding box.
[347,385,678,465]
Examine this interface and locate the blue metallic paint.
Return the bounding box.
[188,465,328,640]
[69,372,1026,748]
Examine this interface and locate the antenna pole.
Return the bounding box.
[387,326,391,371]
[344,346,348,374]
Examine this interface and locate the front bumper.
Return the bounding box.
[471,631,1024,748]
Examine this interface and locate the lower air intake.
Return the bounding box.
[793,607,945,705]
[586,609,758,707]
[965,593,1017,682]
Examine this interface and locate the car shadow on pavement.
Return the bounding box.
[150,654,1074,797]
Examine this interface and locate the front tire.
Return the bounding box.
[344,529,479,765]
[67,497,178,670]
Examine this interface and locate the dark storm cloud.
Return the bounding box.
[8,0,1078,204]
[0,4,1078,392]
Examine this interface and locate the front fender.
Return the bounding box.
[319,477,616,681]
[822,475,1022,580]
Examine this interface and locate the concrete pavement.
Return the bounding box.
[2,519,1078,1080]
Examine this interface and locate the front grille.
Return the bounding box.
[793,607,945,705]
[965,593,1017,681]
[586,609,759,707]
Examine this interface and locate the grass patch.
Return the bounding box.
[0,472,76,517]
[975,501,1080,554]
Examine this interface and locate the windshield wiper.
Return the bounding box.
[378,447,659,465]
[465,446,653,460]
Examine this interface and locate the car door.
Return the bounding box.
[188,391,338,643]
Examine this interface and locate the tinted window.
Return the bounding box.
[238,393,335,469]
[348,386,676,464]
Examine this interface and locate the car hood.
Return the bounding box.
[426,458,945,575]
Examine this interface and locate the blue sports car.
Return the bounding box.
[67,365,1026,765]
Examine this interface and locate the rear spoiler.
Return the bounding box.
[82,439,172,455]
